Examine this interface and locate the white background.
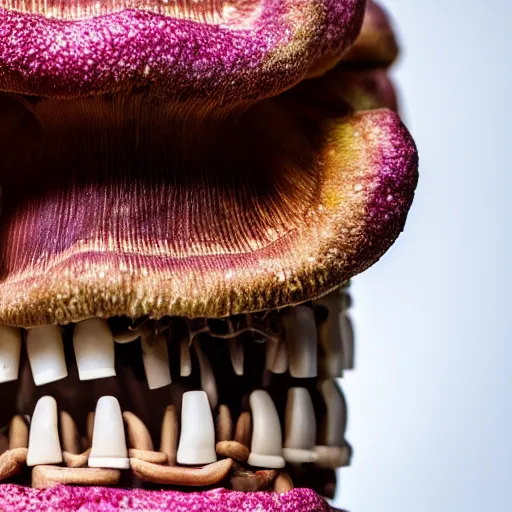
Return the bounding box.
[336,1,512,511]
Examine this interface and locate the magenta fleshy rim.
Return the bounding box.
[0,0,364,101]
[0,484,336,511]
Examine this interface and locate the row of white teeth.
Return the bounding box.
[0,292,354,393]
[23,379,349,472]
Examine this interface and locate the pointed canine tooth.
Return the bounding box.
[228,338,244,376]
[247,390,285,469]
[282,306,317,378]
[176,391,217,465]
[73,318,116,381]
[0,326,21,383]
[141,333,171,390]
[180,338,192,377]
[283,388,318,463]
[88,396,129,469]
[318,379,347,447]
[265,337,288,374]
[26,326,68,386]
[27,396,63,466]
[192,340,218,409]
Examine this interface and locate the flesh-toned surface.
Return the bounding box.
[0,485,333,511]
[0,98,417,325]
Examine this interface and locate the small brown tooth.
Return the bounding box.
[233,411,251,448]
[0,434,9,455]
[8,415,28,450]
[180,338,192,377]
[32,465,120,489]
[215,441,250,463]
[123,411,154,452]
[86,412,95,445]
[314,445,352,469]
[228,338,244,376]
[230,469,277,492]
[274,472,294,493]
[159,405,178,466]
[63,449,91,468]
[192,339,218,409]
[130,457,233,486]
[59,411,80,454]
[216,404,233,442]
[128,449,168,464]
[0,448,27,481]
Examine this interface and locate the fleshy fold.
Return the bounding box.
[0,485,334,511]
[0,0,364,103]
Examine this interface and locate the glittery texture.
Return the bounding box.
[0,485,334,511]
[0,98,418,326]
[0,0,364,103]
[342,0,399,67]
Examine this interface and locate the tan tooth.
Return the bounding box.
[228,338,244,376]
[192,339,218,409]
[319,379,347,447]
[230,469,277,492]
[0,326,21,384]
[0,434,8,455]
[314,445,351,469]
[283,387,318,464]
[160,405,178,466]
[60,411,80,454]
[26,326,68,386]
[129,449,168,464]
[8,415,28,449]
[88,396,130,469]
[63,449,91,468]
[113,328,141,344]
[265,337,288,374]
[0,448,27,481]
[180,338,192,377]
[177,390,217,465]
[123,411,154,451]
[233,411,251,448]
[282,306,318,378]
[274,471,294,493]
[130,457,233,486]
[247,390,285,469]
[32,465,120,489]
[215,440,250,463]
[73,318,116,380]
[316,294,354,375]
[141,332,171,390]
[216,404,233,442]
[27,396,63,466]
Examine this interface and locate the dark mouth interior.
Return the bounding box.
[0,289,353,497]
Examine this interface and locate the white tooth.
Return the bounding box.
[265,337,288,374]
[26,325,68,386]
[283,387,318,464]
[283,306,317,378]
[176,390,217,465]
[180,338,192,377]
[228,338,244,376]
[113,330,140,344]
[27,396,63,466]
[141,332,171,390]
[73,318,116,381]
[192,339,218,409]
[0,325,21,383]
[247,390,285,469]
[88,396,130,469]
[319,379,347,447]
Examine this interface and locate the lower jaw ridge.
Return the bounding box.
[0,289,353,510]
